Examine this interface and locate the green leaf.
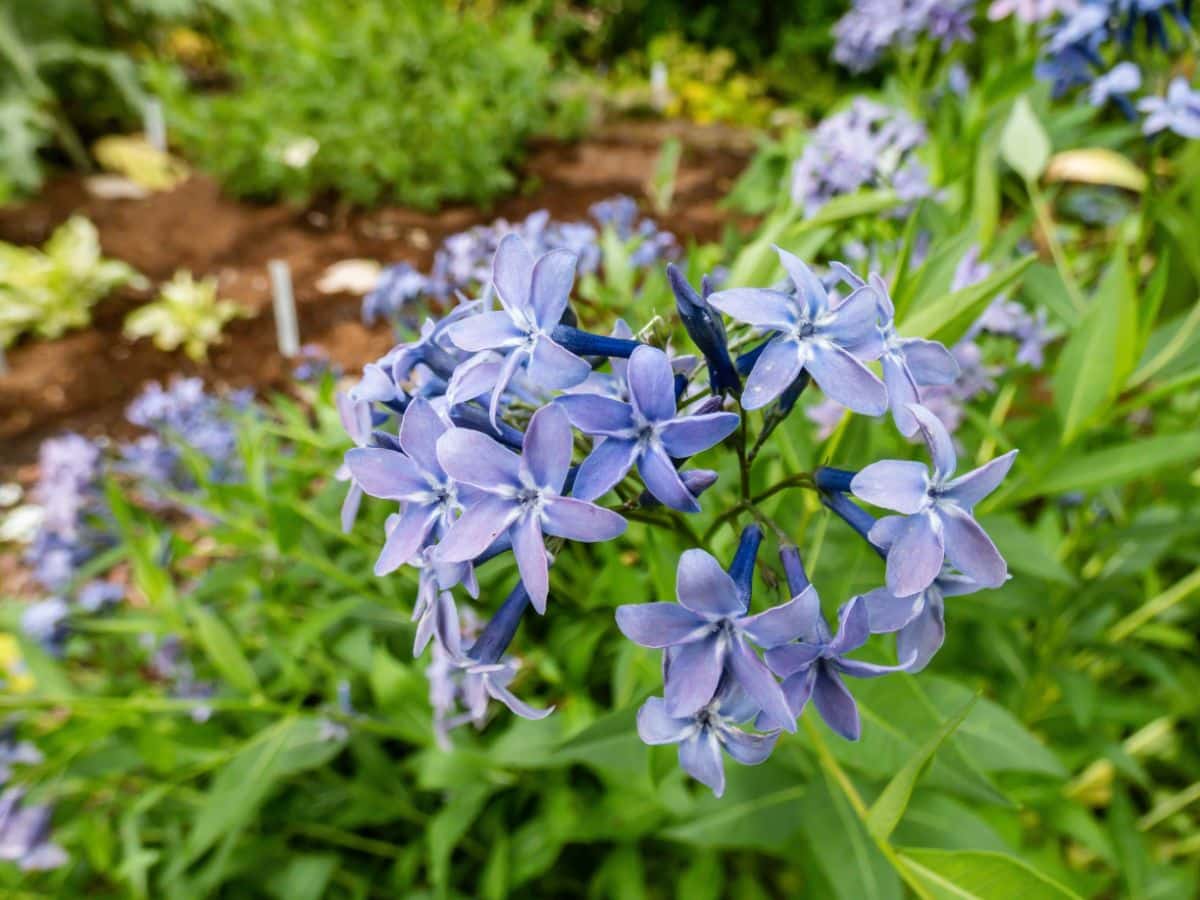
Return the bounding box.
[867,695,977,841]
[977,515,1076,586]
[428,783,493,894]
[898,255,1034,346]
[266,854,338,900]
[921,677,1065,777]
[190,606,259,694]
[662,759,808,850]
[1054,253,1135,444]
[833,677,1009,806]
[800,774,902,900]
[1000,97,1051,183]
[898,849,1080,899]
[1016,433,1200,499]
[174,718,339,875]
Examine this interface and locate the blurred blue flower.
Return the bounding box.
[362,262,428,325]
[1139,77,1200,138]
[1088,61,1142,108]
[833,0,975,73]
[790,99,931,213]
[0,789,67,871]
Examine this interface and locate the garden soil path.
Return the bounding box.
[0,121,754,481]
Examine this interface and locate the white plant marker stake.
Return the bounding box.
[144,98,167,153]
[269,260,300,358]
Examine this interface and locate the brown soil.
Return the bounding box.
[0,121,754,481]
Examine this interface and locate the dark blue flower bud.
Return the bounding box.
[728,524,763,611]
[468,581,531,665]
[820,491,885,560]
[667,264,740,396]
[814,466,857,494]
[778,545,810,596]
[549,324,640,359]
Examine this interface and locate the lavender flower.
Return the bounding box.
[708,247,886,414]
[851,403,1016,596]
[1088,61,1142,108]
[637,680,778,798]
[445,235,595,418]
[76,580,123,613]
[20,599,69,656]
[0,731,42,784]
[434,404,627,612]
[27,434,109,591]
[1139,78,1200,138]
[989,0,1078,22]
[345,397,472,576]
[335,392,374,532]
[764,594,909,741]
[0,789,67,871]
[862,564,982,673]
[616,542,799,730]
[558,346,738,511]
[836,266,959,436]
[362,262,428,325]
[833,0,975,74]
[428,583,552,733]
[790,99,930,213]
[122,378,250,489]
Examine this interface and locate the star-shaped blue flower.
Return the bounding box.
[850,403,1016,597]
[636,680,779,798]
[558,345,739,511]
[707,246,887,414]
[433,403,627,613]
[444,234,593,423]
[764,593,910,741]
[616,547,800,731]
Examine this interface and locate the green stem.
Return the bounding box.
[803,717,935,900]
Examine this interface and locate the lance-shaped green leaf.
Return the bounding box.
[897,848,1081,899]
[898,255,1034,345]
[867,695,977,841]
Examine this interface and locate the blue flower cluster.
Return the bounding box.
[20,378,249,660]
[361,196,679,325]
[342,225,1019,788]
[1037,1,1199,137]
[120,377,252,491]
[833,0,976,73]
[790,99,932,214]
[25,434,109,592]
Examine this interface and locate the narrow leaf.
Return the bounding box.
[898,848,1080,899]
[867,695,978,841]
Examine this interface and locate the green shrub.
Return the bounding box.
[147,0,558,208]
